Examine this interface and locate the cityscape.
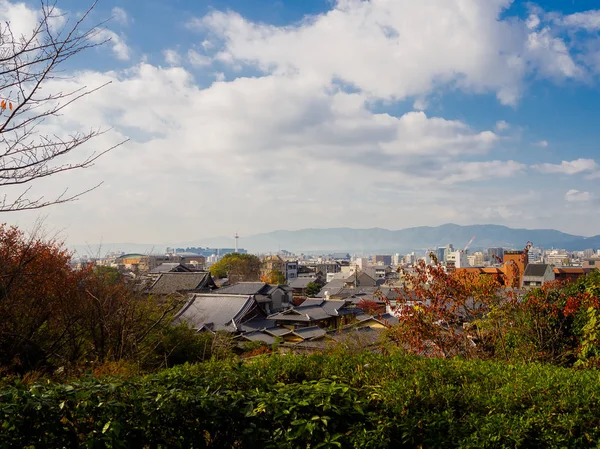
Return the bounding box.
[2,0,600,445]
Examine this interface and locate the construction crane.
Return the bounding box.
[464,236,476,252]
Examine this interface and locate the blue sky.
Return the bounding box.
[3,0,600,246]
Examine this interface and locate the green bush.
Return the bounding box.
[2,352,600,448]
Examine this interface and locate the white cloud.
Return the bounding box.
[533,158,598,175]
[6,0,600,243]
[187,49,212,67]
[525,27,581,79]
[111,6,129,25]
[526,14,541,30]
[413,97,428,111]
[0,1,130,61]
[565,190,593,202]
[196,0,582,106]
[98,29,131,61]
[535,140,549,147]
[561,10,600,31]
[495,120,510,131]
[442,160,526,184]
[163,49,181,65]
[8,63,519,243]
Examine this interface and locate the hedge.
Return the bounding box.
[2,352,600,448]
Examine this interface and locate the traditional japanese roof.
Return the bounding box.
[291,326,327,340]
[238,331,277,345]
[149,263,193,274]
[148,272,214,296]
[288,277,320,289]
[239,318,277,332]
[215,282,270,296]
[174,294,263,332]
[265,327,294,337]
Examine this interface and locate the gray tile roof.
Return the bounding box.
[296,299,325,308]
[265,327,293,337]
[288,277,320,289]
[174,294,262,332]
[148,272,212,296]
[292,326,327,340]
[267,306,331,322]
[215,282,269,296]
[524,263,551,278]
[149,263,192,274]
[321,300,352,316]
[379,313,399,325]
[239,318,277,332]
[239,331,276,345]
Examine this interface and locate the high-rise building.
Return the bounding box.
[487,247,504,264]
[373,255,392,265]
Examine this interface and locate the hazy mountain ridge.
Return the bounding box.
[71,224,600,256]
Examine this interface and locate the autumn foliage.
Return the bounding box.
[0,224,197,374]
[387,256,600,365]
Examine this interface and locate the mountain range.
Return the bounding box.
[71,224,600,256]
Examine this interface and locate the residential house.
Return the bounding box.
[147,272,217,296]
[149,263,194,275]
[174,294,264,332]
[288,276,325,297]
[522,264,555,288]
[267,298,359,329]
[215,282,292,314]
[553,267,595,282]
[583,258,600,270]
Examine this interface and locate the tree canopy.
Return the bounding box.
[209,253,261,282]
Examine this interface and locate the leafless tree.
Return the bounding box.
[0,0,125,212]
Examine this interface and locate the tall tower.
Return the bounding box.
[235,233,239,253]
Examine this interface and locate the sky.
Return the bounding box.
[2,0,600,246]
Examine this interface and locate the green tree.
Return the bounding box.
[262,270,286,285]
[209,253,261,282]
[305,281,322,297]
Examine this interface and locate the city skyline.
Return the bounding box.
[3,0,600,245]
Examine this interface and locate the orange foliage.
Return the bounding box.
[389,258,503,358]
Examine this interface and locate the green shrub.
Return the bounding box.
[2,353,600,448]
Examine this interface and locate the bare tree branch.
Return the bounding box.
[0,0,127,212]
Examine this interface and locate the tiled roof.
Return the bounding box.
[292,326,327,340]
[215,282,269,296]
[239,331,276,345]
[149,263,192,274]
[288,277,320,289]
[523,264,551,278]
[174,294,262,332]
[148,272,212,296]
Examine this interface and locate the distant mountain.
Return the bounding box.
[70,224,600,257]
[178,224,600,254]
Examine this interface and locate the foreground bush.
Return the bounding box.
[2,352,600,448]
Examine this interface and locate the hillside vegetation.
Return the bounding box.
[2,352,600,448]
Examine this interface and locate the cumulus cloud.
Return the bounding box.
[533,158,598,175]
[535,140,549,147]
[565,190,593,202]
[5,0,600,243]
[560,10,600,31]
[195,0,583,106]
[94,29,131,61]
